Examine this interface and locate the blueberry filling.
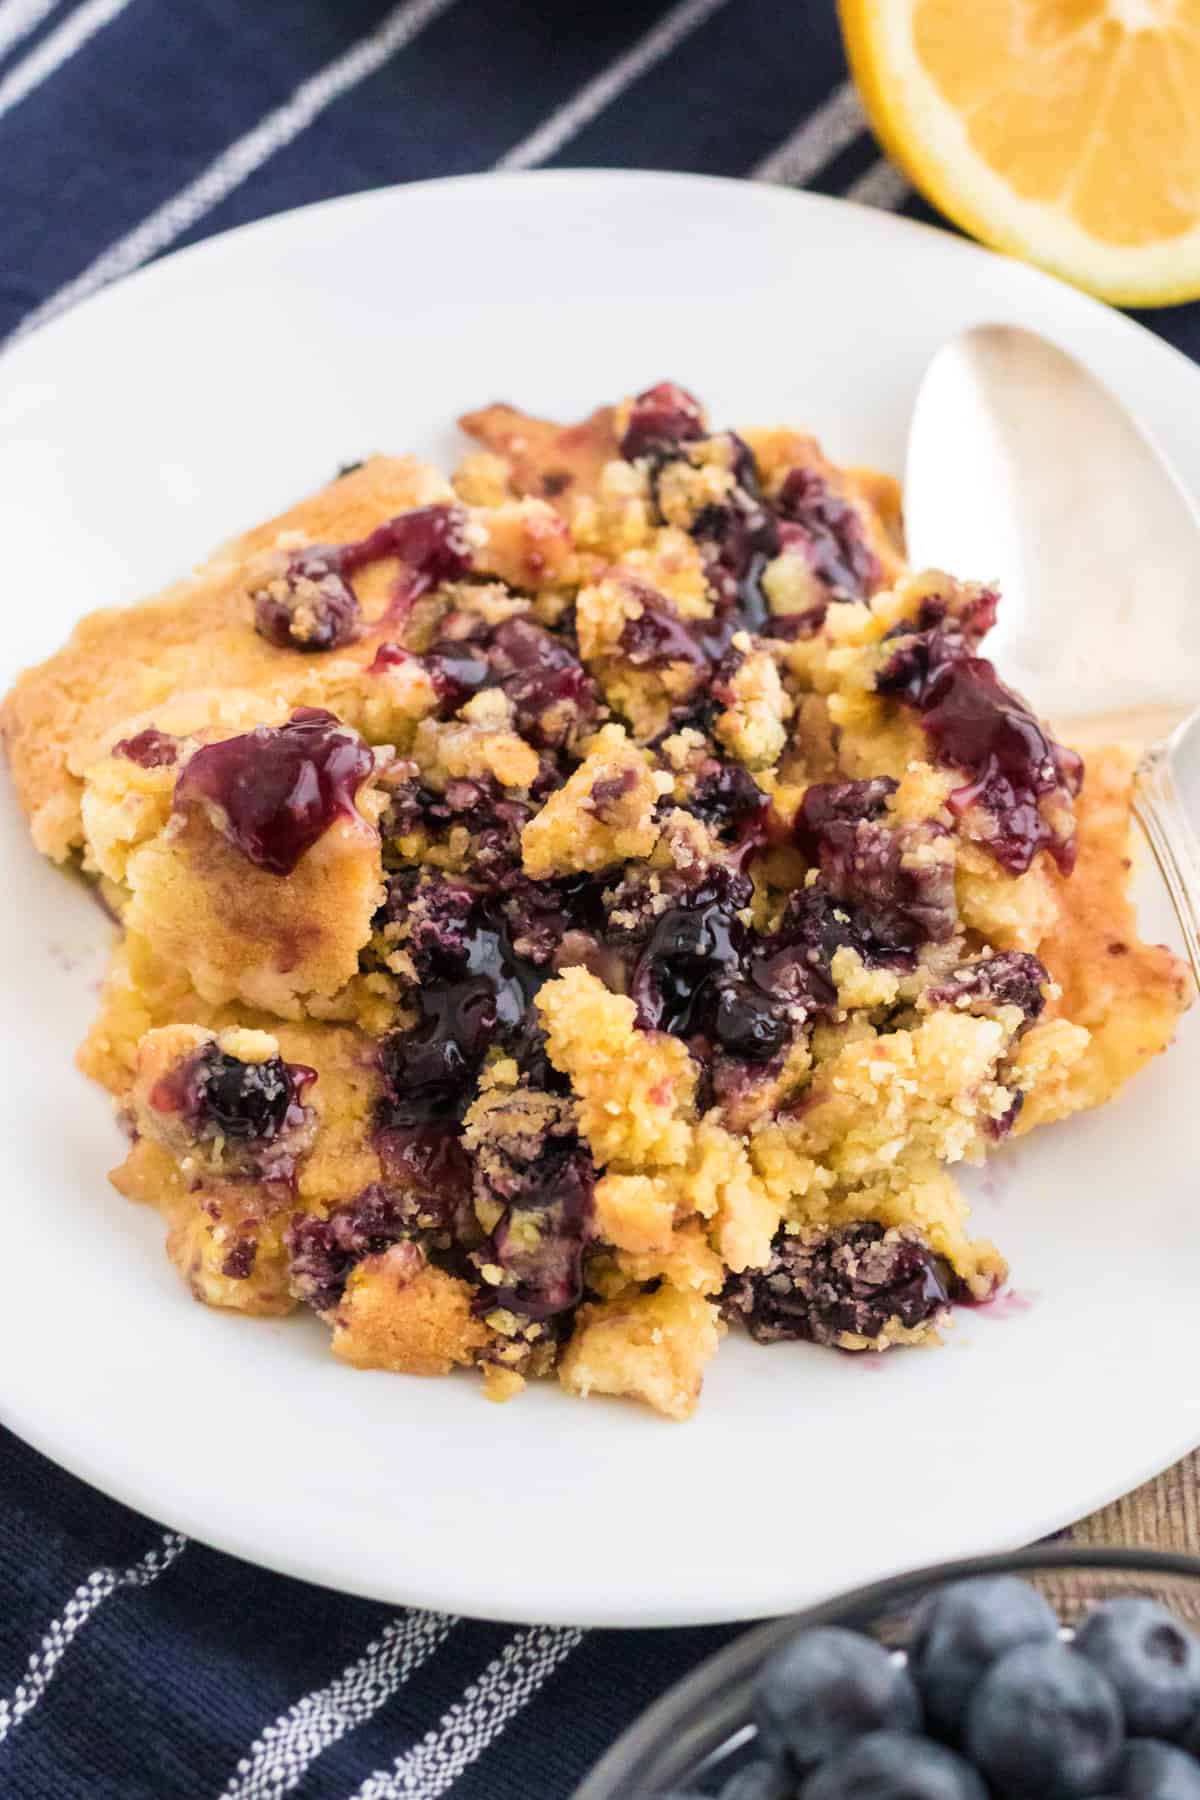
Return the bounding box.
[627,866,752,1037]
[287,1186,417,1314]
[113,727,178,769]
[688,443,780,630]
[375,885,547,1141]
[775,466,881,600]
[473,1102,596,1322]
[618,381,707,460]
[926,951,1049,1028]
[619,584,710,673]
[689,756,773,868]
[151,1042,315,1147]
[173,708,374,876]
[795,779,958,959]
[486,616,600,749]
[877,627,1083,874]
[253,565,361,652]
[724,1222,952,1347]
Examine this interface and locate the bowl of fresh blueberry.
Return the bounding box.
[574,1549,1200,1799]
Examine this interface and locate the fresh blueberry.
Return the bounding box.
[964,1640,1124,1797]
[1075,1599,1200,1741]
[800,1730,986,1799]
[1117,1740,1200,1798]
[754,1627,921,1773]
[719,1759,793,1799]
[909,1574,1060,1740]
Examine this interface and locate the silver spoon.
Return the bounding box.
[905,322,1200,985]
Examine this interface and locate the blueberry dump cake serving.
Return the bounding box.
[4,384,1189,1419]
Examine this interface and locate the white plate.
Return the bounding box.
[1,170,1197,1630]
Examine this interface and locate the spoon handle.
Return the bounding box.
[1134,739,1200,989]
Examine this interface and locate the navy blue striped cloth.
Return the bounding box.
[2,2,1199,1795]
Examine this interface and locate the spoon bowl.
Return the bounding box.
[905,322,1200,985]
[905,323,1200,744]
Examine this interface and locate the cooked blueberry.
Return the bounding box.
[1117,1740,1200,1798]
[149,1042,312,1145]
[688,450,779,626]
[620,584,708,672]
[619,380,706,459]
[713,980,791,1062]
[924,952,1049,1029]
[755,1626,921,1772]
[423,643,491,712]
[486,1171,593,1319]
[1075,1599,1200,1741]
[690,759,771,847]
[801,1731,986,1799]
[287,1186,414,1314]
[725,1224,950,1348]
[794,779,896,853]
[775,468,880,600]
[173,708,374,876]
[629,870,749,1036]
[253,559,361,651]
[488,616,600,750]
[964,1640,1124,1797]
[377,896,544,1137]
[720,1760,793,1800]
[909,1574,1059,1741]
[221,1237,258,1281]
[190,1048,303,1142]
[793,782,957,959]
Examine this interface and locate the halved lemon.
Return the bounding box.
[839,0,1200,305]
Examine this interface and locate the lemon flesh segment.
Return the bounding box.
[839,0,1200,305]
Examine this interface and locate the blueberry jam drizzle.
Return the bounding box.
[113,727,179,769]
[877,627,1083,874]
[724,1222,952,1347]
[173,708,374,876]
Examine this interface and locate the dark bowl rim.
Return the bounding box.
[573,1544,1200,1798]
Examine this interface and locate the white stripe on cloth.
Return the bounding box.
[0,1529,187,1746]
[350,1625,584,1799]
[496,0,733,172]
[749,79,866,185]
[7,0,461,346]
[845,158,912,210]
[0,0,60,66]
[0,0,132,121]
[220,1611,458,1800]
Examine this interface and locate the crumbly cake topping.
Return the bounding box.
[5,381,1189,1419]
